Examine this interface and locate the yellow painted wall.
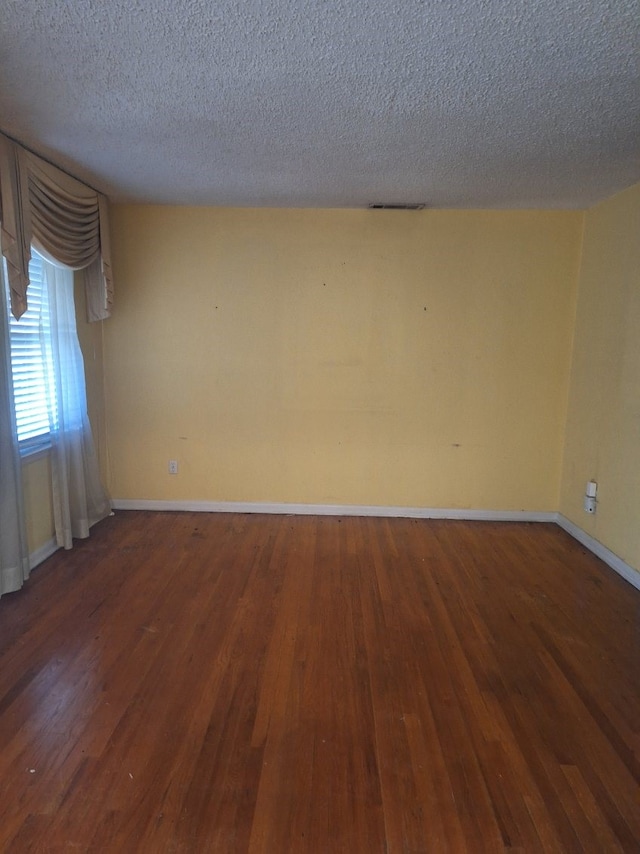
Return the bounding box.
[20,275,107,556]
[105,206,581,510]
[560,183,640,575]
[21,453,54,554]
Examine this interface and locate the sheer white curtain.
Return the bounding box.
[42,257,111,549]
[0,254,30,595]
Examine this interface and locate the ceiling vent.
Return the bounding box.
[368,203,426,210]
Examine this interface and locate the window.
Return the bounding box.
[7,250,58,453]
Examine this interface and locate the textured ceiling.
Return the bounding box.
[1,0,639,209]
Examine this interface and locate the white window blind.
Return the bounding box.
[7,251,57,449]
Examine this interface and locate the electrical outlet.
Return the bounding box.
[168,460,178,475]
[584,480,597,513]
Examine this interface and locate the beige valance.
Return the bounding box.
[0,133,113,321]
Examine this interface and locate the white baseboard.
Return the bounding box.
[556,514,640,591]
[111,498,556,523]
[29,537,58,570]
[81,500,640,591]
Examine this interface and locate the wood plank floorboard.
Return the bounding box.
[0,511,638,852]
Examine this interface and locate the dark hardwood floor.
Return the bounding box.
[0,511,638,852]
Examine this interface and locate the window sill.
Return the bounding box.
[19,440,52,462]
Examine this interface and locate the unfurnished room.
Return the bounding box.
[0,0,639,851]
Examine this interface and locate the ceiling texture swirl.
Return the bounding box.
[1,0,638,208]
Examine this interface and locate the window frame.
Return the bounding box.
[6,250,56,457]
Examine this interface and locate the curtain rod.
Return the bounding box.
[0,128,103,196]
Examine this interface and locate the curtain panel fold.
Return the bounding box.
[43,259,112,549]
[0,133,113,322]
[0,135,31,319]
[0,248,30,596]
